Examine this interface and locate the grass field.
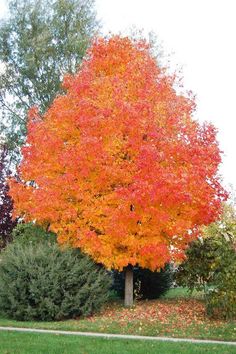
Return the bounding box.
[0,331,235,354]
[0,288,235,342]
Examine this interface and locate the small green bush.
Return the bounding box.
[113,265,173,300]
[206,260,236,320]
[12,223,57,246]
[176,218,236,319]
[0,242,111,321]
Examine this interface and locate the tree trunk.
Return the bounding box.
[124,264,134,307]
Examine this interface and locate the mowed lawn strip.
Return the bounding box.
[0,331,235,354]
[0,293,235,342]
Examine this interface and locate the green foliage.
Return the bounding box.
[0,0,98,162]
[203,202,236,241]
[206,241,236,319]
[205,257,236,319]
[113,265,173,300]
[12,222,57,246]
[0,242,111,321]
[176,203,236,319]
[175,236,223,293]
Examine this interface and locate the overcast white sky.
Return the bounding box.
[0,0,236,191]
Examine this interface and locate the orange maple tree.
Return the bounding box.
[10,36,227,305]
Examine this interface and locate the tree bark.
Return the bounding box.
[124,264,134,307]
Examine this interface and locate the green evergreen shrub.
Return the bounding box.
[12,222,57,246]
[0,242,111,321]
[113,265,173,300]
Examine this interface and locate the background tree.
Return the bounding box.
[0,145,16,249]
[176,203,236,318]
[9,36,227,306]
[176,202,236,292]
[0,0,98,163]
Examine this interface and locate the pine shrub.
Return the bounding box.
[0,242,111,321]
[12,222,57,246]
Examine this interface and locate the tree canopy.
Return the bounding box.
[10,36,227,271]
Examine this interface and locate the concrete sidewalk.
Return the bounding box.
[0,326,235,346]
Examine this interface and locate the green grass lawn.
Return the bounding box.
[0,331,235,354]
[0,288,235,342]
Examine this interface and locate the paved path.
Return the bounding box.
[0,326,235,346]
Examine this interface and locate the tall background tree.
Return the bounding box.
[10,36,227,306]
[0,145,16,249]
[0,0,98,163]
